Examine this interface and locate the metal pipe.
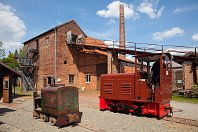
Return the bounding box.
[195,46,197,64]
[54,28,57,82]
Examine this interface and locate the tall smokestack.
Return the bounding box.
[119,4,125,59]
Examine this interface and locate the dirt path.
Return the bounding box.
[0,91,197,132]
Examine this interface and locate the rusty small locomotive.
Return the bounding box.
[33,85,82,127]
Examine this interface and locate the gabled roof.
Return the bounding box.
[23,20,86,44]
[0,61,21,77]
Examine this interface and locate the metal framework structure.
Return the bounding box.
[67,39,198,65]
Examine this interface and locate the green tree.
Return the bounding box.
[1,53,21,70]
[18,47,26,57]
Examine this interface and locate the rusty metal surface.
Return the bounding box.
[41,86,79,116]
[32,85,82,126]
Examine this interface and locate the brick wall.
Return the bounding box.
[24,20,142,91]
[24,20,108,91]
[124,66,135,73]
[78,52,107,90]
[182,61,194,89]
[55,21,84,89]
[197,68,198,83]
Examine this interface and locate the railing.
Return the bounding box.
[21,72,34,91]
[74,37,197,56]
[103,40,198,55]
[69,38,197,64]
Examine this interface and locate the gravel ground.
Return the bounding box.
[171,101,198,120]
[0,95,198,132]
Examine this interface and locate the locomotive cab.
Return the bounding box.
[135,53,172,102]
[100,53,173,118]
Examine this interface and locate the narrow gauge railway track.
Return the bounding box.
[1,104,198,131]
[78,124,102,132]
[163,116,198,127]
[10,107,101,132]
[0,121,26,132]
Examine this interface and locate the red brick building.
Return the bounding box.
[182,61,198,89]
[173,52,198,90]
[22,20,135,91]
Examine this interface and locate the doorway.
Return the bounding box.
[0,76,3,99]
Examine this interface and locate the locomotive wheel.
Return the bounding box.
[49,116,57,126]
[135,107,142,117]
[40,113,48,122]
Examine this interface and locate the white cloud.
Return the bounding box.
[137,1,165,19]
[2,41,23,52]
[165,47,195,56]
[107,19,116,25]
[96,1,165,20]
[192,33,198,41]
[104,40,119,48]
[0,2,26,54]
[96,1,138,19]
[152,27,184,41]
[173,7,198,14]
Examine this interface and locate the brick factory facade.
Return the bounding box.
[182,61,198,89]
[22,20,135,91]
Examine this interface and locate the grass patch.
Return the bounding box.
[12,87,32,98]
[79,90,100,97]
[172,94,198,104]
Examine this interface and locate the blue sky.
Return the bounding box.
[0,0,198,55]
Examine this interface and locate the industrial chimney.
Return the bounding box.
[119,4,126,59]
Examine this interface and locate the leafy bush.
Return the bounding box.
[193,84,198,89]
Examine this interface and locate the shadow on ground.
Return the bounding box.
[12,93,32,99]
[0,107,16,116]
[0,121,5,125]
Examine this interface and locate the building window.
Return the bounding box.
[47,77,51,86]
[45,37,49,44]
[71,34,77,44]
[69,75,74,84]
[86,74,91,83]
[5,81,9,88]
[36,39,39,50]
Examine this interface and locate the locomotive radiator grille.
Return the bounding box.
[120,83,131,95]
[103,83,113,94]
[62,88,79,114]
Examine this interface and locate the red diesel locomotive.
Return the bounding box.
[100,53,173,118]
